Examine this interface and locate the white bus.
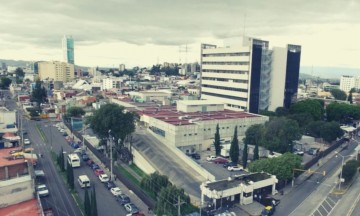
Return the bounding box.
[78,175,90,188]
[67,154,81,168]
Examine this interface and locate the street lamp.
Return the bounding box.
[108,130,114,181]
[335,151,353,190]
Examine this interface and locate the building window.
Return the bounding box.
[243,192,252,198]
[189,134,192,136]
[184,134,187,136]
[194,133,197,135]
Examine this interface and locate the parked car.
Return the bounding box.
[124,203,139,214]
[228,165,243,171]
[110,187,122,196]
[105,181,116,190]
[294,150,304,156]
[74,148,83,154]
[37,184,49,197]
[91,164,100,170]
[24,139,31,145]
[94,169,104,176]
[99,174,109,183]
[223,162,237,168]
[82,154,90,161]
[191,153,201,160]
[307,148,319,155]
[207,155,217,161]
[259,197,280,207]
[116,194,131,205]
[87,160,94,166]
[213,157,229,164]
[261,206,275,216]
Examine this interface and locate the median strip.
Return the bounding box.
[35,123,48,143]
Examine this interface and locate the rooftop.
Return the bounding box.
[0,198,39,216]
[177,100,224,106]
[205,172,273,191]
[0,147,27,167]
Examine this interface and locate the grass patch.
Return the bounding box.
[129,163,147,178]
[35,123,48,142]
[115,165,141,186]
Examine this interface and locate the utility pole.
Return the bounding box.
[109,130,113,181]
[174,196,186,216]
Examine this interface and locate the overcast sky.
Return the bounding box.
[1,0,359,69]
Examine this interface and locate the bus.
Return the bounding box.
[67,154,80,168]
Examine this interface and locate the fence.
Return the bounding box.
[63,121,156,209]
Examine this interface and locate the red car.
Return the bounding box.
[94,169,104,176]
[213,157,229,164]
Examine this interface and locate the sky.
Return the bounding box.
[1,0,360,69]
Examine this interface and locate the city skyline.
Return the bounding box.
[0,0,359,68]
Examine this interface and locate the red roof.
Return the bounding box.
[0,199,40,216]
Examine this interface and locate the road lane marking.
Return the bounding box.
[324,199,333,208]
[347,191,360,216]
[321,204,329,214]
[327,197,336,205]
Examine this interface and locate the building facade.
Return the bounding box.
[200,37,301,113]
[101,77,124,90]
[62,35,74,64]
[339,75,360,93]
[38,61,75,82]
[119,64,126,72]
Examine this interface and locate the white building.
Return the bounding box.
[101,77,124,90]
[0,107,17,133]
[200,37,301,113]
[119,64,126,72]
[339,75,360,93]
[38,61,74,82]
[140,101,268,153]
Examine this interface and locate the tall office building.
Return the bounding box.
[62,35,74,64]
[200,37,301,113]
[38,61,74,82]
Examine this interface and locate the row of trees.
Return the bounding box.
[84,188,98,216]
[56,147,75,189]
[150,65,179,76]
[140,172,195,215]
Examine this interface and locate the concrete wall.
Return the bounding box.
[0,175,34,207]
[132,148,156,175]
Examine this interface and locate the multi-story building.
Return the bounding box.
[119,64,126,72]
[101,77,124,90]
[200,37,301,113]
[38,61,75,82]
[62,35,74,64]
[339,75,360,93]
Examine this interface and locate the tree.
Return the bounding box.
[330,89,347,100]
[320,121,344,143]
[140,172,171,196]
[58,147,65,172]
[342,160,360,183]
[0,77,12,89]
[150,65,161,75]
[248,153,302,182]
[254,143,259,161]
[213,124,221,156]
[15,67,25,78]
[91,187,98,216]
[87,103,136,146]
[230,127,239,164]
[242,143,248,168]
[84,189,91,216]
[326,102,360,122]
[275,107,289,116]
[145,84,152,90]
[66,161,74,190]
[67,107,85,118]
[290,99,324,121]
[264,117,301,153]
[243,124,265,147]
[348,89,354,104]
[288,113,314,129]
[31,80,47,108]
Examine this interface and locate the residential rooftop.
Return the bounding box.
[0,147,26,167]
[0,198,39,216]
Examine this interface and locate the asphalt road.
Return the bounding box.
[275,141,358,216]
[5,91,81,216]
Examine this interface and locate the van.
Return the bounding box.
[78,175,90,188]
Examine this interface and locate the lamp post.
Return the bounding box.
[335,151,353,190]
[108,130,113,181]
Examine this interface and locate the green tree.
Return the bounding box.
[0,77,12,89]
[91,187,98,216]
[264,117,301,153]
[58,147,65,172]
[330,89,347,100]
[320,121,344,143]
[67,106,85,118]
[31,80,47,108]
[348,88,355,104]
[87,103,136,146]
[275,107,289,116]
[288,113,314,129]
[244,124,265,146]
[84,189,91,216]
[290,99,324,121]
[342,160,360,183]
[242,143,248,168]
[326,102,360,122]
[140,172,171,196]
[248,153,302,182]
[66,161,74,190]
[213,124,221,156]
[254,143,259,161]
[230,127,239,164]
[15,67,25,78]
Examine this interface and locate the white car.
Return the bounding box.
[37,184,49,197]
[24,139,31,145]
[206,155,217,161]
[110,187,122,196]
[227,166,243,171]
[99,174,109,183]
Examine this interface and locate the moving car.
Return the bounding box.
[213,157,229,164]
[227,165,243,171]
[110,187,122,196]
[94,169,104,176]
[124,203,139,214]
[37,184,49,197]
[99,174,109,183]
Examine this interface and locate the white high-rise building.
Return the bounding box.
[339,75,360,93]
[119,64,125,72]
[101,77,124,90]
[38,61,74,82]
[200,37,301,113]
